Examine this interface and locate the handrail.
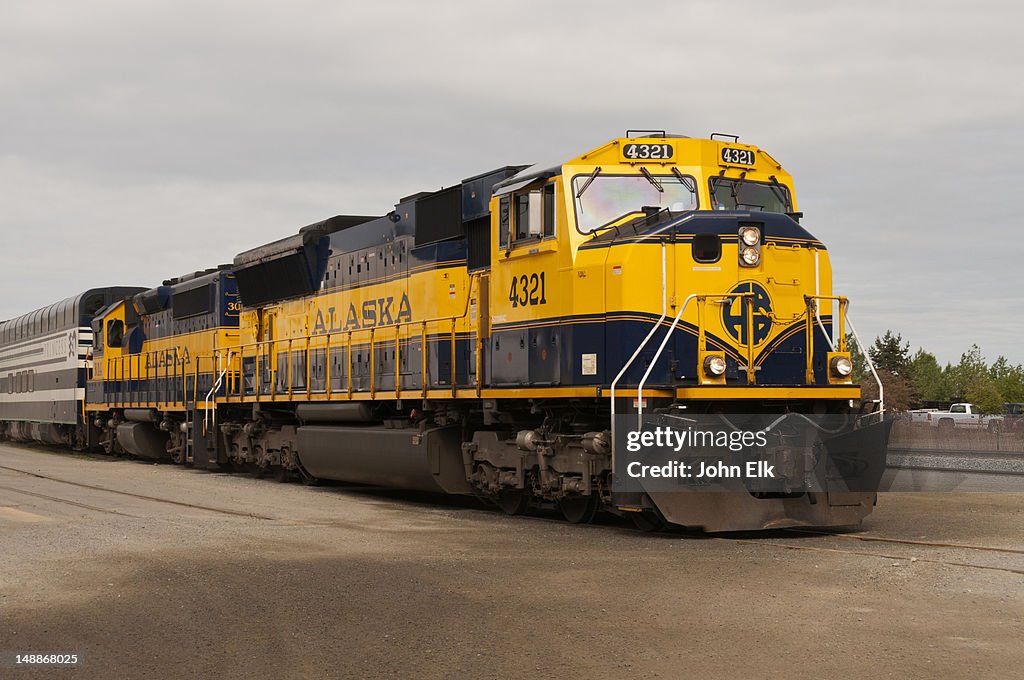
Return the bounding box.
[634,293,698,425]
[369,328,375,398]
[394,325,401,399]
[846,314,884,416]
[326,332,333,399]
[449,318,457,397]
[203,350,232,435]
[211,272,483,401]
[813,249,837,352]
[98,339,235,410]
[347,331,353,396]
[636,291,757,425]
[610,241,667,481]
[803,294,849,385]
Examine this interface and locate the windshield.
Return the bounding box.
[710,177,792,213]
[573,174,697,234]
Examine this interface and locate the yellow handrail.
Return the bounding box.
[206,273,483,402]
[803,295,849,384]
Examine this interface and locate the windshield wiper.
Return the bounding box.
[575,166,602,199]
[767,175,790,211]
[671,167,696,193]
[639,167,663,192]
[725,175,739,208]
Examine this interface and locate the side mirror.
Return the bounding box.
[528,191,543,237]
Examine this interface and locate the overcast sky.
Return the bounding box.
[1,0,1021,366]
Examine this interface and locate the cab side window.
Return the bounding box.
[511,185,556,243]
[500,182,557,251]
[499,196,511,250]
[106,319,124,347]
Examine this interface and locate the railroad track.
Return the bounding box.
[886,447,1024,475]
[2,459,1022,576]
[733,535,1024,576]
[888,447,1024,458]
[0,462,280,521]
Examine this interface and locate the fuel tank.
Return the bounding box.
[116,422,169,459]
[296,424,472,494]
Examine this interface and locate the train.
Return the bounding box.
[0,132,892,531]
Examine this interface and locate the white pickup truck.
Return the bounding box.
[919,403,1004,431]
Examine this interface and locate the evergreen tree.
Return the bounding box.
[868,331,911,375]
[842,334,1023,413]
[907,349,944,402]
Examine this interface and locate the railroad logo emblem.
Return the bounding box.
[721,281,772,346]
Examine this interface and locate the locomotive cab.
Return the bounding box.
[486,134,855,395]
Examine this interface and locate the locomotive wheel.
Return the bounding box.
[167,439,184,465]
[494,489,529,515]
[558,495,599,524]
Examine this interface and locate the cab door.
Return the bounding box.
[100,302,127,404]
[489,180,561,386]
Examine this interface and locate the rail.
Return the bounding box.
[845,313,884,417]
[203,351,232,435]
[610,241,668,477]
[803,293,883,417]
[636,293,853,421]
[211,273,486,403]
[94,347,195,410]
[803,295,848,384]
[84,275,485,411]
[635,292,754,423]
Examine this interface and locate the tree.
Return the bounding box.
[906,349,944,402]
[868,331,910,376]
[964,380,1004,414]
[859,369,915,413]
[991,356,1024,404]
[942,345,1005,413]
[844,334,1022,412]
[946,344,989,401]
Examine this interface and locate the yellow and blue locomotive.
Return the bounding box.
[1,132,890,531]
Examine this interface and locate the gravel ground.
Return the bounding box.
[1,443,1021,680]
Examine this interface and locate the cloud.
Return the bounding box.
[1,0,1021,364]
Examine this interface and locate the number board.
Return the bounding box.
[508,272,547,308]
[721,147,756,166]
[620,142,674,162]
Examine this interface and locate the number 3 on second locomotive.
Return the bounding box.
[509,272,547,308]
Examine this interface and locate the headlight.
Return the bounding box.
[830,355,853,377]
[703,355,727,376]
[740,247,760,266]
[739,226,760,246]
